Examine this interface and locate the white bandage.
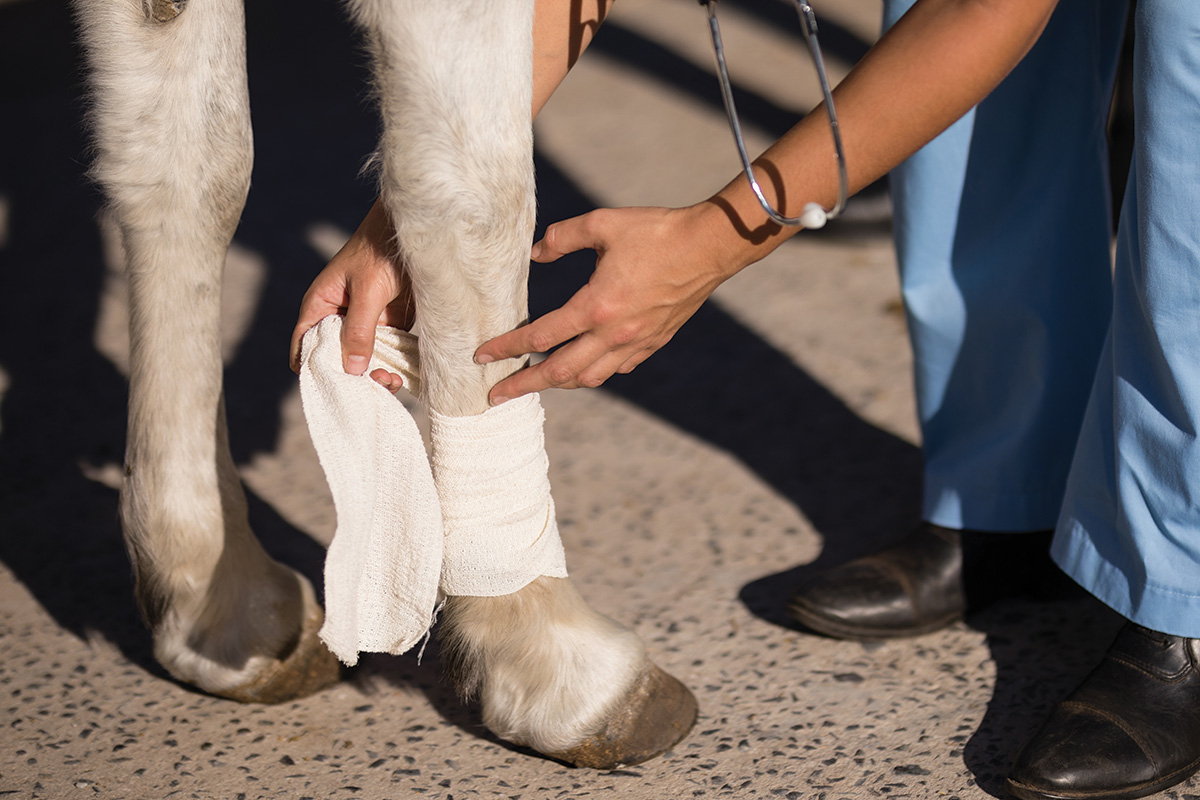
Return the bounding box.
[432,395,567,596]
[298,316,566,666]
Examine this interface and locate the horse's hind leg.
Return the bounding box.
[75,0,339,701]
[350,0,696,765]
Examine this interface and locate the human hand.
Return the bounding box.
[290,200,415,392]
[474,203,741,405]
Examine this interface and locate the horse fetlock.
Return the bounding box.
[442,577,697,765]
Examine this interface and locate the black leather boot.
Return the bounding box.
[1007,622,1200,800]
[786,523,1057,640]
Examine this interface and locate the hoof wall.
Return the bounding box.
[217,599,341,705]
[549,663,698,769]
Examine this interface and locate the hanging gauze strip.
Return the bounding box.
[298,315,567,666]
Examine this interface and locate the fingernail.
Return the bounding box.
[346,355,368,375]
[491,395,511,406]
[475,353,494,365]
[530,242,542,259]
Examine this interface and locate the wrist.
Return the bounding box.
[686,192,795,280]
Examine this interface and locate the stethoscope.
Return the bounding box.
[700,0,849,229]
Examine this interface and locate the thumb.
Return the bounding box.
[533,211,607,263]
[340,283,391,375]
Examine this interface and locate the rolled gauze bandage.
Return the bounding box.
[432,394,568,596]
[298,315,567,665]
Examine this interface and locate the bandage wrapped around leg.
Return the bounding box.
[431,395,567,596]
[298,316,566,666]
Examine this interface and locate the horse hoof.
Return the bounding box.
[547,663,698,769]
[217,584,342,705]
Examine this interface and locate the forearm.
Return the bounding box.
[471,0,1060,400]
[699,0,1058,275]
[533,0,615,117]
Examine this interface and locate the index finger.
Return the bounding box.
[290,297,343,373]
[486,333,611,403]
[474,305,586,365]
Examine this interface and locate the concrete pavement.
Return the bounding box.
[0,0,1159,798]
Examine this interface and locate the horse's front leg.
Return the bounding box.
[76,0,339,701]
[351,0,697,766]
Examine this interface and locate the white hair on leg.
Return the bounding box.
[352,0,695,762]
[75,0,338,702]
[347,0,534,416]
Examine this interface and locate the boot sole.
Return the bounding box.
[787,598,961,641]
[1005,756,1200,800]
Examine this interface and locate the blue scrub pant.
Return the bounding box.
[880,0,1200,635]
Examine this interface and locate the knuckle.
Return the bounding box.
[541,222,571,257]
[343,325,374,347]
[578,372,607,389]
[526,329,555,354]
[362,272,395,301]
[586,208,613,232]
[589,300,618,326]
[544,363,576,386]
[608,322,640,346]
[618,353,648,374]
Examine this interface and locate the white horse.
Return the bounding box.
[73,0,696,767]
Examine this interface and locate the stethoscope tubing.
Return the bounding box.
[702,0,849,229]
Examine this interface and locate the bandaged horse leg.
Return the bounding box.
[76,0,338,702]
[352,0,696,765]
